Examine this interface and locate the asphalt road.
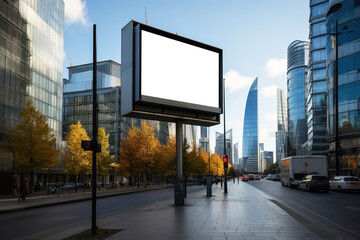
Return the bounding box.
[0,185,204,240]
[248,178,360,240]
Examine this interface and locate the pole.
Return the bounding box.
[223,78,227,193]
[175,119,184,205]
[208,127,210,175]
[334,20,340,176]
[91,24,98,235]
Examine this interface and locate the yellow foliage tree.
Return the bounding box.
[210,153,224,176]
[97,127,114,182]
[154,135,176,178]
[11,99,59,193]
[63,121,92,186]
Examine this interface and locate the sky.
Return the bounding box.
[63,0,310,162]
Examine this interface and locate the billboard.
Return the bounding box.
[121,21,223,126]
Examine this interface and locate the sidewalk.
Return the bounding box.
[0,184,173,214]
[24,181,322,240]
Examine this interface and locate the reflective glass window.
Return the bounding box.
[312,35,327,50]
[313,69,326,81]
[312,81,326,93]
[312,22,326,36]
[311,49,326,62]
[311,2,328,18]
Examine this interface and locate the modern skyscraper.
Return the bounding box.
[234,142,239,165]
[242,78,258,173]
[199,126,209,153]
[305,0,329,155]
[276,89,288,163]
[0,0,64,174]
[287,40,308,155]
[326,0,360,176]
[215,129,233,164]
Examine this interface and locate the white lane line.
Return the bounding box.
[344,206,359,211]
[288,199,360,238]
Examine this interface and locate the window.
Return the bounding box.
[312,35,327,50]
[311,2,328,18]
[311,49,326,62]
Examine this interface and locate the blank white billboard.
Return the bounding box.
[141,30,220,109]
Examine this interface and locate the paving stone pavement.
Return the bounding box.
[25,181,322,240]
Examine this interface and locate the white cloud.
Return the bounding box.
[224,69,254,93]
[64,0,88,25]
[265,58,286,78]
[259,127,276,142]
[260,85,278,98]
[264,113,277,122]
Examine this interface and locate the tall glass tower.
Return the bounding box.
[242,78,258,173]
[326,0,360,176]
[287,40,308,155]
[276,88,288,162]
[306,0,329,155]
[0,0,64,171]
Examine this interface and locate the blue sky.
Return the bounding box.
[63,0,310,161]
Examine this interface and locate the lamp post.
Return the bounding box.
[223,78,228,193]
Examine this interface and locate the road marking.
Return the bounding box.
[288,199,360,238]
[344,206,359,211]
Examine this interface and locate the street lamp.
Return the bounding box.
[223,78,228,193]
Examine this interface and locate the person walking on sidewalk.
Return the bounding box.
[18,179,28,201]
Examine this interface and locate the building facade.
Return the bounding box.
[0,0,64,193]
[276,89,288,163]
[287,40,309,155]
[242,78,258,173]
[303,0,329,155]
[326,0,360,176]
[234,142,239,166]
[63,61,170,163]
[199,126,209,153]
[215,129,233,164]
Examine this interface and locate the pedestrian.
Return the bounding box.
[18,179,28,201]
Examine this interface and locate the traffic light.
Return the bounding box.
[223,154,228,170]
[81,140,93,151]
[81,140,102,152]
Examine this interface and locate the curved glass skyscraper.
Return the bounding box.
[326,0,360,175]
[242,78,258,173]
[287,40,308,155]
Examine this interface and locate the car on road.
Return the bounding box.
[298,175,329,192]
[248,174,255,180]
[272,174,281,181]
[255,175,261,180]
[242,175,249,181]
[329,176,360,192]
[266,174,273,180]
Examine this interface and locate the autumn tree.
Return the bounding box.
[63,120,92,187]
[210,153,224,176]
[120,125,142,186]
[154,135,176,181]
[97,127,114,184]
[11,99,59,193]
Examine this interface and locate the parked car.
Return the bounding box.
[254,175,261,180]
[330,176,360,192]
[272,174,281,181]
[248,174,255,180]
[242,175,249,181]
[298,175,329,192]
[266,174,273,180]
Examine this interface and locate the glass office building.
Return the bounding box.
[0,0,64,173]
[326,0,360,176]
[303,0,329,155]
[242,78,258,173]
[63,61,171,162]
[276,89,288,163]
[287,40,308,155]
[215,129,233,164]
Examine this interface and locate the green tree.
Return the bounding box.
[12,99,59,193]
[63,120,92,188]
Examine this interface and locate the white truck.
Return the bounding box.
[281,156,328,187]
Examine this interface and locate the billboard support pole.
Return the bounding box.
[175,119,184,205]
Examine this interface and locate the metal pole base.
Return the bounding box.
[206,176,212,196]
[174,182,184,205]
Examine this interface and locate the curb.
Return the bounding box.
[0,185,175,214]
